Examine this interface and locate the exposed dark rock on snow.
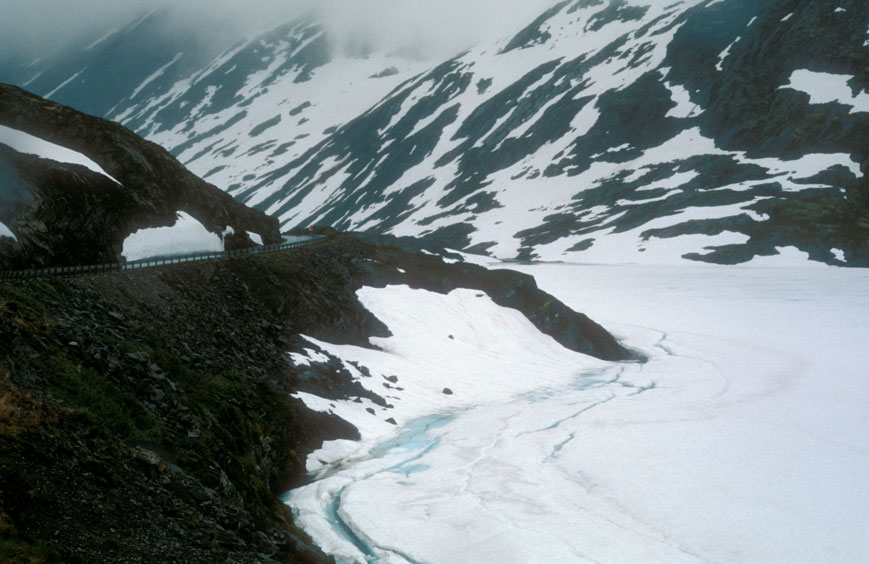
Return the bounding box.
[0,84,281,269]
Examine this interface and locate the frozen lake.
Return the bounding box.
[288,263,869,563]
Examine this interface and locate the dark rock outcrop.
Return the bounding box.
[0,241,365,564]
[1,144,140,268]
[0,83,281,268]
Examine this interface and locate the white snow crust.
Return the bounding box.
[85,27,120,50]
[246,231,264,245]
[0,125,120,184]
[715,36,739,71]
[45,69,85,98]
[0,221,16,241]
[663,81,703,117]
[121,211,223,261]
[130,53,183,99]
[289,347,331,368]
[780,69,869,113]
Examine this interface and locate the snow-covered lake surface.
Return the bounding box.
[287,263,869,563]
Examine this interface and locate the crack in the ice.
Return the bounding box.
[516,365,659,459]
[618,379,657,396]
[550,431,577,458]
[543,392,618,461]
[518,366,626,439]
[521,391,617,437]
[305,328,672,562]
[455,416,514,510]
[654,331,675,356]
[329,487,428,564]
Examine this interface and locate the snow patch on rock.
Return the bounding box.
[247,231,264,245]
[0,221,17,241]
[0,125,120,184]
[122,211,223,261]
[779,70,869,113]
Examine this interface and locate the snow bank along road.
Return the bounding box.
[0,234,324,281]
[288,262,869,564]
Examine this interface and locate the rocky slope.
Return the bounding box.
[0,232,629,563]
[0,84,281,269]
[6,0,866,265]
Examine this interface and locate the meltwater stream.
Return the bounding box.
[285,363,634,564]
[287,414,457,563]
[333,414,454,562]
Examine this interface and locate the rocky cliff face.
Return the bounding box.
[0,84,281,269]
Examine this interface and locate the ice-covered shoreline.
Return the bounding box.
[287,263,869,563]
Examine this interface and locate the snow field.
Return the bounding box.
[288,284,609,562]
[291,285,608,441]
[509,263,869,563]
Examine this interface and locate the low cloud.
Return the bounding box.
[0,0,559,64]
[318,0,560,59]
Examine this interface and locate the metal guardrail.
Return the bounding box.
[0,236,325,282]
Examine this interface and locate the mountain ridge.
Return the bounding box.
[4,0,868,266]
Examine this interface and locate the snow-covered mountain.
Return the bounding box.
[7,0,868,265]
[2,8,431,196]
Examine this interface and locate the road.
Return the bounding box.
[0,234,325,281]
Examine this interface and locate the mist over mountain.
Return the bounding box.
[0,0,559,64]
[3,0,868,267]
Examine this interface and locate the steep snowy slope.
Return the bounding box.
[6,0,867,265]
[247,0,868,265]
[110,21,431,193]
[2,9,430,201]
